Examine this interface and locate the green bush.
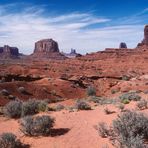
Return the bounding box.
[121,99,130,104]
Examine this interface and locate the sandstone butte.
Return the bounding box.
[0,25,148,148]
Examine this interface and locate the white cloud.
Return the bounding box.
[0,4,145,54]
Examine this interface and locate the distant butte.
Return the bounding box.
[31,38,66,60]
[0,45,19,59]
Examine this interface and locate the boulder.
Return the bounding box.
[119,42,127,48]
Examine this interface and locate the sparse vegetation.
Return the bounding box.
[22,99,48,117]
[122,75,130,81]
[88,96,102,103]
[104,107,114,114]
[0,89,9,96]
[21,99,39,117]
[20,115,55,136]
[111,89,118,94]
[121,98,130,104]
[119,92,141,103]
[18,87,27,94]
[0,132,26,148]
[112,110,148,147]
[4,100,22,118]
[37,100,48,112]
[75,100,91,110]
[55,104,65,111]
[87,86,96,96]
[3,99,48,118]
[98,122,109,138]
[8,95,16,100]
[136,99,148,110]
[97,110,148,147]
[118,104,125,112]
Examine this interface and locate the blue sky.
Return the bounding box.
[0,0,147,54]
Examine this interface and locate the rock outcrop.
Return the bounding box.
[137,25,148,47]
[119,42,127,48]
[0,45,19,58]
[144,25,148,46]
[32,39,66,60]
[34,39,59,53]
[62,49,82,58]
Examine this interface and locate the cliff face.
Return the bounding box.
[32,39,66,60]
[34,39,59,53]
[0,45,19,58]
[144,25,148,46]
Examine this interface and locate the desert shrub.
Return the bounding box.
[112,110,148,147]
[104,107,114,114]
[4,99,48,118]
[88,96,102,103]
[121,99,130,104]
[137,99,148,110]
[0,77,5,83]
[0,133,25,148]
[119,92,141,102]
[118,104,125,112]
[20,115,55,136]
[21,99,40,117]
[37,101,48,112]
[111,89,119,94]
[0,89,9,96]
[4,100,22,118]
[75,100,91,110]
[18,87,26,94]
[0,107,3,115]
[8,95,16,100]
[87,86,96,96]
[55,104,65,111]
[122,75,130,81]
[98,122,109,138]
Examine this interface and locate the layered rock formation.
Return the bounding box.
[144,25,148,45]
[0,45,19,58]
[32,39,66,60]
[137,25,148,47]
[34,39,59,53]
